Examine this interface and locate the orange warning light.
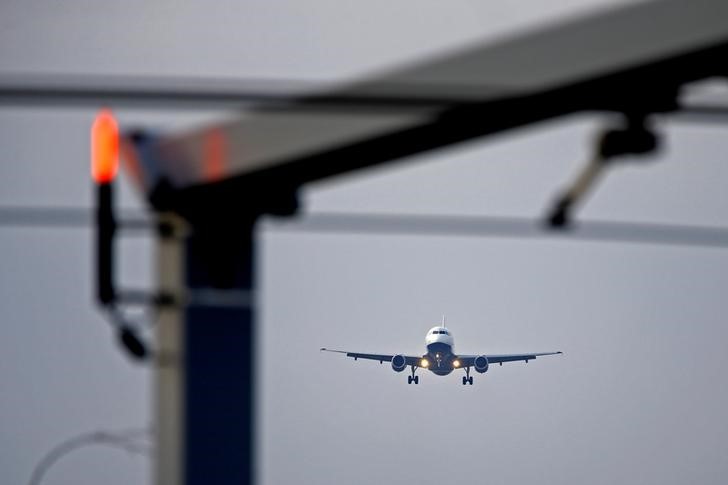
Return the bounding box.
[203,128,227,182]
[91,109,119,183]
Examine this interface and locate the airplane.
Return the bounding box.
[321,319,562,385]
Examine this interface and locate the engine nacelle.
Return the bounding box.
[474,355,489,373]
[391,354,407,372]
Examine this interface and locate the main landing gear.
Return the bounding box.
[407,365,419,385]
[462,367,473,385]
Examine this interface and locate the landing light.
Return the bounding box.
[420,359,429,368]
[453,360,461,368]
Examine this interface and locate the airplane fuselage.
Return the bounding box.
[423,326,457,376]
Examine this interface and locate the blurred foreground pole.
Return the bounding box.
[156,213,184,485]
[156,214,255,485]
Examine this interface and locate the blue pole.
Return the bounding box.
[184,226,255,485]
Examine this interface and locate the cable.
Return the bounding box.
[27,427,152,485]
[264,212,728,249]
[2,206,728,249]
[0,207,151,231]
[0,207,93,228]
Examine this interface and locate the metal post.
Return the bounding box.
[156,214,256,485]
[156,214,186,485]
[184,223,255,485]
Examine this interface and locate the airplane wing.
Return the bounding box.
[320,348,420,366]
[459,351,562,366]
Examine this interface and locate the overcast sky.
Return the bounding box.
[2,1,728,484]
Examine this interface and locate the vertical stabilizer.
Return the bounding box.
[441,315,446,328]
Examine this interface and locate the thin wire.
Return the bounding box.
[2,206,728,249]
[0,207,151,231]
[0,207,91,228]
[27,428,153,485]
[264,212,728,249]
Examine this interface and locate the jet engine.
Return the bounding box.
[391,354,407,372]
[474,355,489,373]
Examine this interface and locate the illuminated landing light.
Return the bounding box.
[91,109,119,183]
[420,359,429,368]
[453,359,461,368]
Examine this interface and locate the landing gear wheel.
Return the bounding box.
[463,366,473,385]
[408,365,418,385]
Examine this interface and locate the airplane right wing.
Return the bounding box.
[320,348,421,366]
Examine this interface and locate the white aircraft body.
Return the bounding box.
[321,321,562,385]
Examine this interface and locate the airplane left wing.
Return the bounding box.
[320,348,420,366]
[459,351,562,366]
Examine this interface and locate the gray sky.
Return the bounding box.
[2,1,728,484]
